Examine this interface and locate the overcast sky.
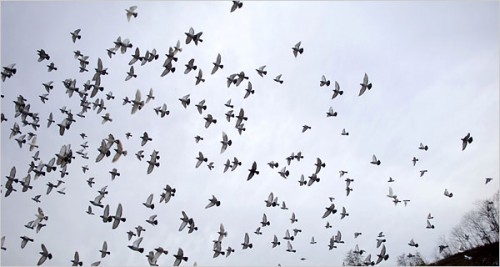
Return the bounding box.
[1,1,499,266]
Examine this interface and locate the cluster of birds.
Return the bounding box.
[1,2,496,266]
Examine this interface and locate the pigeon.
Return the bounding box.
[146,215,158,226]
[426,219,435,229]
[290,212,298,223]
[278,166,289,178]
[444,189,453,198]
[128,237,144,253]
[241,233,253,249]
[419,142,429,151]
[173,248,188,266]
[298,174,307,186]
[388,177,395,182]
[140,132,152,146]
[247,161,259,180]
[370,154,381,165]
[205,195,221,209]
[111,203,126,229]
[125,66,137,81]
[461,133,473,150]
[225,99,234,108]
[302,125,311,132]
[272,235,281,248]
[90,194,105,208]
[306,173,320,187]
[218,223,227,239]
[412,157,419,166]
[375,244,389,264]
[184,58,197,74]
[254,227,262,235]
[37,49,50,62]
[136,150,145,161]
[129,47,142,65]
[244,81,255,99]
[179,94,191,108]
[143,194,155,209]
[408,238,419,247]
[195,69,205,85]
[220,132,232,153]
[340,206,349,219]
[332,81,344,99]
[135,225,146,237]
[274,74,283,84]
[358,73,373,96]
[326,107,337,117]
[256,65,267,77]
[195,152,208,168]
[86,206,94,215]
[387,187,397,199]
[265,192,278,207]
[211,53,223,74]
[47,62,57,72]
[283,229,294,241]
[485,178,493,184]
[315,158,326,174]
[292,41,304,57]
[364,254,375,266]
[37,244,53,265]
[109,168,120,180]
[320,75,330,87]
[195,100,207,114]
[231,157,242,171]
[230,1,243,12]
[159,184,176,204]
[328,236,337,250]
[322,203,337,218]
[185,27,203,45]
[71,251,83,266]
[261,213,271,226]
[268,161,279,169]
[286,241,296,253]
[420,170,428,177]
[126,6,138,21]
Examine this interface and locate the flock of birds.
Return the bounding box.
[1,2,496,266]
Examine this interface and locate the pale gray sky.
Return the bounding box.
[1,1,499,266]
